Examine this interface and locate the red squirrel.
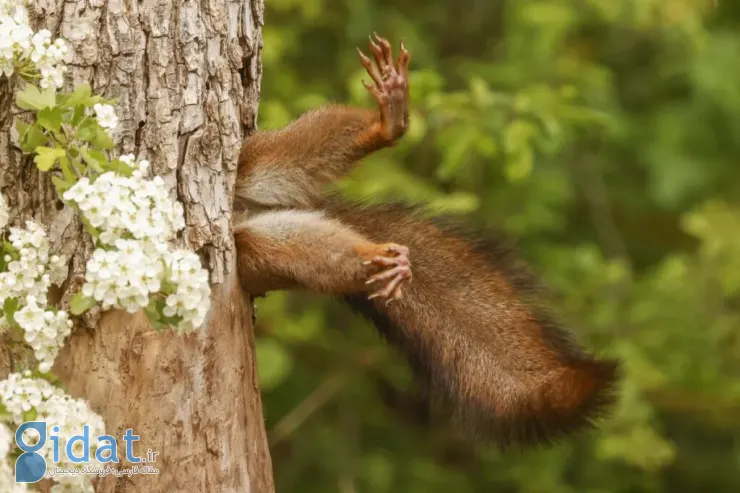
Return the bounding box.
[233,34,619,446]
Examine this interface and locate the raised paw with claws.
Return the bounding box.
[356,33,411,143]
[363,243,412,304]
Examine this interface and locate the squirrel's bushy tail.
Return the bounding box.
[329,200,619,446]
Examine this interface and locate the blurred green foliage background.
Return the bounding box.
[252,0,740,491]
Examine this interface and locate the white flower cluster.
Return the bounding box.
[163,249,211,332]
[79,242,210,333]
[1,221,68,301]
[0,373,103,492]
[62,153,210,332]
[0,0,24,17]
[0,194,8,231]
[27,29,68,89]
[0,219,70,371]
[15,297,73,373]
[63,152,211,332]
[82,239,164,313]
[0,0,68,89]
[63,163,185,246]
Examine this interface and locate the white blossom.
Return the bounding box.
[0,374,103,492]
[29,30,67,89]
[162,249,211,333]
[63,170,185,246]
[92,103,118,130]
[1,221,53,304]
[0,2,67,88]
[0,0,26,18]
[63,162,211,332]
[82,239,165,313]
[0,221,67,305]
[80,239,210,332]
[0,13,31,79]
[0,220,69,371]
[16,296,73,373]
[15,295,44,331]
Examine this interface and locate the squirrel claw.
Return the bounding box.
[384,244,409,257]
[365,242,411,302]
[366,265,408,284]
[369,272,408,301]
[359,32,410,142]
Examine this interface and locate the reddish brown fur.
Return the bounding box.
[237,105,381,182]
[236,35,409,211]
[232,34,618,446]
[328,201,618,445]
[234,210,410,301]
[236,106,394,210]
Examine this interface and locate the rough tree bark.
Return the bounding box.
[0,0,275,492]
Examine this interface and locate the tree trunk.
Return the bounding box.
[0,0,274,492]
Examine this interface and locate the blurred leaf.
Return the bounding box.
[256,338,294,390]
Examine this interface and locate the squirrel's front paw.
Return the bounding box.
[362,243,412,303]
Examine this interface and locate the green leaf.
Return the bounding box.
[273,307,324,343]
[503,119,537,153]
[22,408,38,423]
[108,158,135,177]
[33,146,66,172]
[76,119,97,142]
[3,297,19,326]
[58,155,76,183]
[70,292,96,315]
[469,76,494,106]
[80,217,100,238]
[162,314,184,329]
[92,126,115,149]
[71,104,87,126]
[144,299,168,332]
[87,148,109,165]
[474,134,498,158]
[77,119,115,149]
[79,147,105,173]
[17,122,48,154]
[255,338,293,390]
[15,84,57,111]
[36,107,64,133]
[51,175,75,195]
[15,120,30,139]
[435,126,477,180]
[0,241,18,259]
[505,147,534,182]
[60,83,93,107]
[27,369,64,387]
